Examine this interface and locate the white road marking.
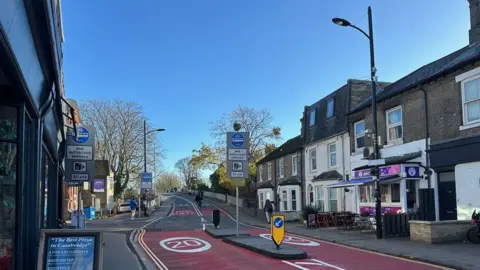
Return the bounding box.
[259,234,320,246]
[159,237,211,253]
[281,259,345,270]
[201,218,208,223]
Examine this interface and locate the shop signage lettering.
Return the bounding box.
[354,165,401,179]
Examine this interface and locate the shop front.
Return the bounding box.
[0,0,66,268]
[328,164,423,215]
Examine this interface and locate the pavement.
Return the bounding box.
[204,196,480,270]
[86,198,174,269]
[133,193,457,270]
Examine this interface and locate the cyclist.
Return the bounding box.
[195,193,203,208]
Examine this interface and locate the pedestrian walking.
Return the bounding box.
[129,198,137,220]
[264,199,273,224]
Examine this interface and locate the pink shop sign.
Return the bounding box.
[360,206,402,216]
[354,165,401,179]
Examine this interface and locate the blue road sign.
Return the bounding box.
[71,126,90,144]
[273,217,284,228]
[142,173,152,182]
[231,133,244,147]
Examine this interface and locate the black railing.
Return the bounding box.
[382,212,434,238]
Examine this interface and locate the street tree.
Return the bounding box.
[175,157,199,189]
[80,100,164,199]
[155,172,181,193]
[191,106,281,191]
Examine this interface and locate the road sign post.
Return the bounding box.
[65,125,96,229]
[271,214,285,250]
[226,131,250,236]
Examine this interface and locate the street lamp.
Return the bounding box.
[333,6,383,239]
[144,120,165,174]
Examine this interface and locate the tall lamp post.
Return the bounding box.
[333,6,382,239]
[143,120,165,215]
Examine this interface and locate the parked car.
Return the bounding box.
[118,202,131,213]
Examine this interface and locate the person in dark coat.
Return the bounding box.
[264,199,273,224]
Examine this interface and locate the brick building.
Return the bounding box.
[301,80,389,213]
[342,0,480,221]
[256,135,303,221]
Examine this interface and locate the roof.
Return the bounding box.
[350,42,480,114]
[312,170,343,182]
[257,181,274,189]
[278,176,301,186]
[257,135,302,165]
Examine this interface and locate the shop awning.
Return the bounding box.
[328,174,400,188]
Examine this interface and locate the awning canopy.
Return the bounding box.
[328,174,400,188]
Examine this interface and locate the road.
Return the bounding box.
[140,193,448,270]
[86,200,173,269]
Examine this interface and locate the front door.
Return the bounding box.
[438,171,457,220]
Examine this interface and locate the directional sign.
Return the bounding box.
[271,214,285,249]
[226,132,249,183]
[65,125,95,183]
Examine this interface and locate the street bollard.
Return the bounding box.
[213,209,220,228]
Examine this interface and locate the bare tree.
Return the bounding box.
[155,172,182,193]
[80,100,164,198]
[175,157,199,189]
[209,106,281,161]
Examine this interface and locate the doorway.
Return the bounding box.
[438,171,457,220]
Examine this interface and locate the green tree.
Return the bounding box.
[196,182,210,191]
[123,187,139,200]
[191,106,281,192]
[175,157,199,189]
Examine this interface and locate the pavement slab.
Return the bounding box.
[223,235,308,260]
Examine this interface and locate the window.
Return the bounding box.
[279,158,284,178]
[360,184,375,203]
[259,193,264,209]
[315,186,324,211]
[329,189,338,211]
[391,184,400,203]
[291,190,297,211]
[354,120,365,150]
[308,185,314,205]
[380,184,388,203]
[0,106,18,268]
[310,149,317,171]
[328,143,337,167]
[291,155,298,176]
[282,190,288,211]
[462,77,480,125]
[327,98,335,118]
[386,106,403,142]
[258,166,263,182]
[267,162,272,180]
[309,108,316,126]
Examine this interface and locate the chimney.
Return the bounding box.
[469,0,480,44]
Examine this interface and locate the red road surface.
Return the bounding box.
[142,229,444,270]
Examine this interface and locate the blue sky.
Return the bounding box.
[62,0,470,176]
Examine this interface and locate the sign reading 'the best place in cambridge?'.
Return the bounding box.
[226,132,249,182]
[65,125,96,185]
[45,236,95,270]
[37,230,104,270]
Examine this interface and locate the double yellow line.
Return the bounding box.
[136,229,169,270]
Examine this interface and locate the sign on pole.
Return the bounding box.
[141,172,152,192]
[65,125,95,184]
[226,132,249,186]
[271,214,285,249]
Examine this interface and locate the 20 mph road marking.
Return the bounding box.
[159,237,211,253]
[259,234,320,246]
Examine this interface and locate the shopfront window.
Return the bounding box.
[380,184,388,203]
[360,184,374,203]
[361,183,402,203]
[0,106,17,269]
[391,184,401,203]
